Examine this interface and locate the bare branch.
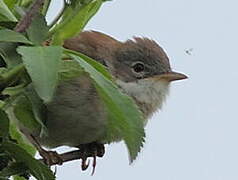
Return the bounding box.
[14,0,45,32]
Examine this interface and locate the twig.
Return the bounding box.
[39,149,96,166]
[14,0,45,32]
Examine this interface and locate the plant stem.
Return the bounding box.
[42,0,51,16]
[14,0,45,32]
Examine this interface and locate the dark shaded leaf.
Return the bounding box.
[0,42,22,67]
[0,162,27,177]
[13,95,41,133]
[0,64,24,89]
[0,177,9,180]
[9,123,36,156]
[24,85,47,137]
[0,109,9,137]
[0,21,17,29]
[1,141,55,180]
[2,84,25,97]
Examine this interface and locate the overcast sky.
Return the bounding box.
[45,0,238,179]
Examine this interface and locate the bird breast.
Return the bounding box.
[116,79,170,122]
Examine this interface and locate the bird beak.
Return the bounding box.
[151,71,188,82]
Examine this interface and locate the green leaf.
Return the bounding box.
[0,162,28,177]
[0,100,5,108]
[59,59,84,81]
[9,123,36,156]
[24,85,48,137]
[69,53,145,163]
[19,0,34,8]
[52,0,103,45]
[0,64,25,87]
[26,14,49,45]
[1,141,55,180]
[13,95,41,133]
[0,109,9,137]
[0,21,17,29]
[0,1,17,22]
[3,0,17,10]
[0,177,9,180]
[0,43,22,67]
[0,29,32,44]
[13,176,26,180]
[64,49,112,80]
[2,84,25,97]
[17,46,62,103]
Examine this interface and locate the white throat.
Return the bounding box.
[116,79,169,121]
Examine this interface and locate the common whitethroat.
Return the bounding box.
[23,31,187,173]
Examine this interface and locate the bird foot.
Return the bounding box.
[39,149,63,166]
[78,142,105,175]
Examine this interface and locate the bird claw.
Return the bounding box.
[81,158,90,171]
[79,142,105,175]
[39,150,63,166]
[91,152,97,176]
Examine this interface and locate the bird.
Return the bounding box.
[21,31,187,173]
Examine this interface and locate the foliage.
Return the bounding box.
[0,0,145,179]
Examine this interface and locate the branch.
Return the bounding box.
[39,149,97,166]
[14,0,45,32]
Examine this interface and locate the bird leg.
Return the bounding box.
[29,134,63,166]
[38,148,63,166]
[78,142,105,175]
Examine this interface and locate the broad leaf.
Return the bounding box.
[52,0,103,45]
[0,29,32,44]
[69,53,145,162]
[0,1,17,22]
[0,177,8,180]
[1,141,55,180]
[0,43,22,67]
[0,109,9,137]
[0,162,28,177]
[26,14,49,45]
[64,49,112,80]
[13,176,26,180]
[3,0,17,10]
[0,21,17,29]
[9,123,36,156]
[17,46,62,103]
[0,100,4,108]
[0,64,24,87]
[2,84,25,97]
[13,95,41,133]
[24,85,48,137]
[59,59,84,81]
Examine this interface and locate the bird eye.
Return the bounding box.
[132,62,145,73]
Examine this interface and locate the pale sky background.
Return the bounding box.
[44,0,238,179]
